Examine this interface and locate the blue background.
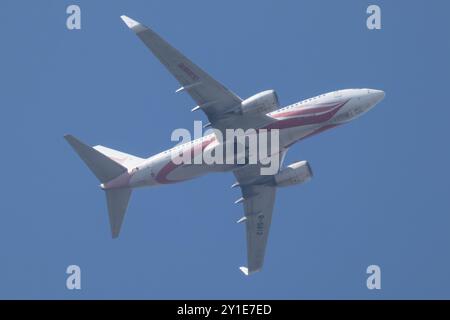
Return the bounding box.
[1,0,449,299]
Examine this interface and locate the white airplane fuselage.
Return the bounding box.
[64,15,387,273]
[101,88,384,190]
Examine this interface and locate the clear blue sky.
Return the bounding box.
[1,0,449,299]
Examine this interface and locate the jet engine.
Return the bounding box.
[240,90,279,115]
[274,161,313,187]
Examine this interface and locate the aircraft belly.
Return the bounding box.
[167,163,228,181]
[280,125,317,148]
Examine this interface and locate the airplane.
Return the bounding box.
[64,15,385,276]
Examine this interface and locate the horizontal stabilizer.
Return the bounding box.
[105,187,132,238]
[64,135,127,183]
[94,145,144,169]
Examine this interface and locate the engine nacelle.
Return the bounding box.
[240,90,279,115]
[274,161,313,187]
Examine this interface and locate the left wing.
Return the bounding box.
[233,148,288,275]
[236,180,277,276]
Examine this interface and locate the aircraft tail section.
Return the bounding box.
[105,187,132,238]
[64,134,127,183]
[93,145,144,169]
[64,134,136,238]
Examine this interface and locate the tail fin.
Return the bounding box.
[64,134,127,183]
[64,134,134,238]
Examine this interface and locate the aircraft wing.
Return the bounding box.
[233,163,277,276]
[236,182,277,276]
[121,15,273,132]
[233,148,289,275]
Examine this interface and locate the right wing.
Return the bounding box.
[121,17,241,118]
[120,15,274,132]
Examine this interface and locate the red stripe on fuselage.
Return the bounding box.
[271,101,342,119]
[155,138,215,184]
[265,100,348,130]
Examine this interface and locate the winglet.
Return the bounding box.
[239,266,249,276]
[120,15,140,29]
[121,15,147,34]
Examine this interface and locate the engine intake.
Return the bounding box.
[241,90,279,115]
[274,161,313,187]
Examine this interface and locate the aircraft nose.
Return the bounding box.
[369,89,385,103]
